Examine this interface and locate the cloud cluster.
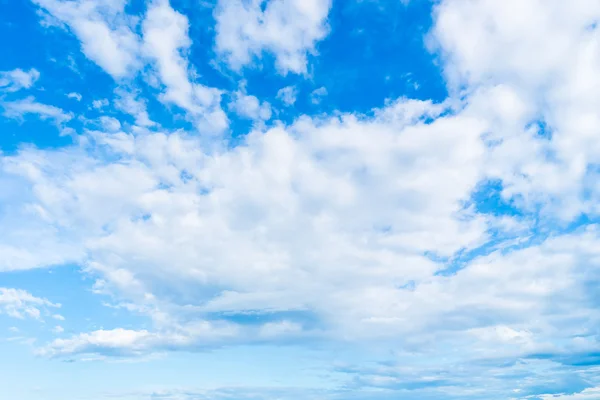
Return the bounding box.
[214,0,332,74]
[2,93,525,359]
[2,0,600,398]
[0,68,40,92]
[0,288,60,320]
[142,0,227,132]
[31,0,334,133]
[433,0,600,220]
[33,0,227,132]
[229,82,272,121]
[33,0,141,79]
[276,85,297,106]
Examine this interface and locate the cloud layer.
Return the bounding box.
[1,0,600,399]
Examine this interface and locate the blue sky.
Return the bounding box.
[1,0,600,399]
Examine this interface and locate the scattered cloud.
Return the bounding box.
[142,0,227,133]
[0,68,40,92]
[538,388,600,400]
[99,116,122,132]
[229,82,272,121]
[32,0,142,79]
[67,92,82,101]
[1,96,73,124]
[52,325,64,334]
[2,96,502,359]
[214,0,332,74]
[0,288,60,320]
[2,1,600,399]
[113,89,154,127]
[92,98,109,109]
[277,85,297,106]
[310,86,327,104]
[431,0,600,220]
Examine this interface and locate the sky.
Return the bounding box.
[1,0,600,399]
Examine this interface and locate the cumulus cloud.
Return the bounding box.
[310,86,327,104]
[32,0,141,79]
[431,0,600,221]
[112,89,154,127]
[229,83,272,121]
[3,1,600,398]
[214,0,332,74]
[52,325,64,333]
[276,85,297,106]
[142,0,227,133]
[32,0,228,133]
[0,288,60,320]
[67,92,82,101]
[2,96,503,358]
[99,116,122,132]
[0,68,40,92]
[92,98,109,109]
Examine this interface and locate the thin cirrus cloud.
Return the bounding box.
[0,0,600,399]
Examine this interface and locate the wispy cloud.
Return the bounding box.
[1,96,73,124]
[0,68,40,92]
[0,288,60,320]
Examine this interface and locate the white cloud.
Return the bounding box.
[277,85,297,106]
[0,68,40,92]
[0,225,85,273]
[539,388,600,399]
[52,325,65,333]
[431,0,600,90]
[37,323,242,358]
[310,86,327,104]
[1,96,73,124]
[33,0,141,79]
[2,3,600,397]
[99,116,122,132]
[0,288,60,320]
[92,98,109,109]
[32,0,228,133]
[229,83,272,121]
[2,96,496,356]
[113,89,155,127]
[142,0,227,133]
[214,0,332,74]
[67,92,82,101]
[430,0,600,220]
